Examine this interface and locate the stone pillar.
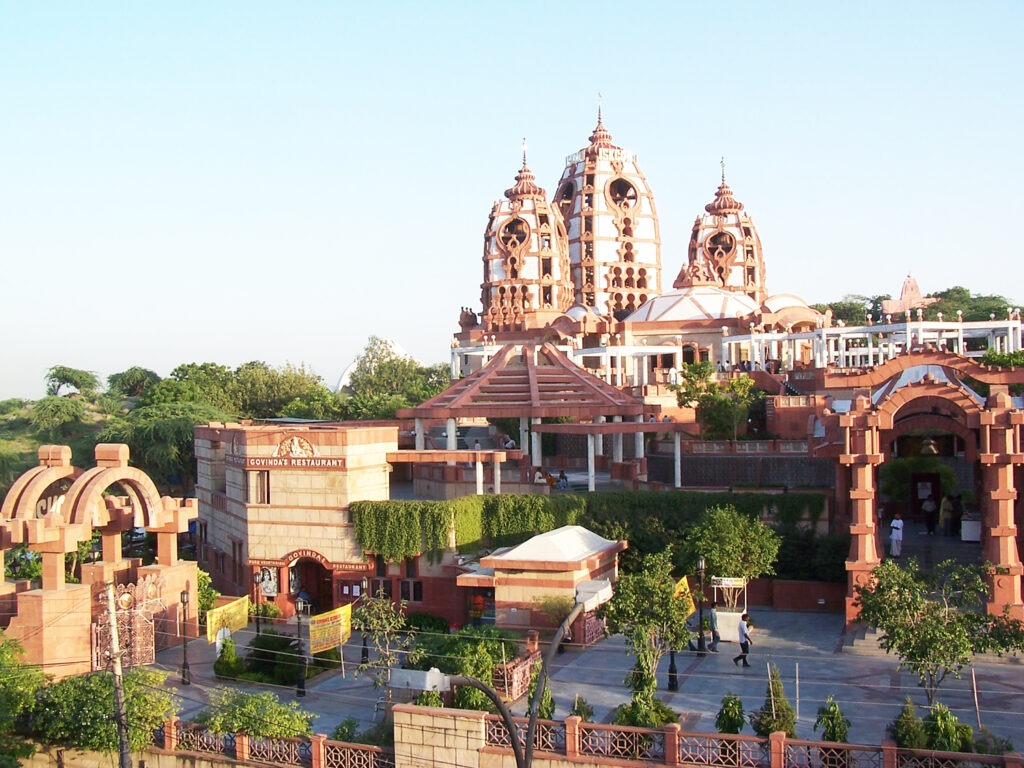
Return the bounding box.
[612,416,623,463]
[446,417,457,467]
[474,460,484,495]
[415,418,425,451]
[519,416,529,458]
[634,415,645,460]
[493,458,501,495]
[979,394,1024,619]
[235,732,250,763]
[768,731,787,768]
[673,432,682,488]
[663,723,680,766]
[310,733,327,768]
[531,417,542,467]
[586,434,596,492]
[839,395,883,626]
[595,415,605,456]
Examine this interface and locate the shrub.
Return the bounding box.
[974,726,1015,755]
[527,660,555,720]
[330,717,360,742]
[405,612,450,635]
[888,697,927,749]
[924,703,973,752]
[414,690,444,707]
[213,637,244,679]
[611,697,678,729]
[245,630,302,685]
[749,664,796,737]
[571,694,594,722]
[715,693,745,734]
[814,695,850,743]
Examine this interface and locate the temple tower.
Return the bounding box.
[478,152,573,334]
[554,112,661,320]
[674,167,767,305]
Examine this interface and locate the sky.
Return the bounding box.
[2,1,1022,400]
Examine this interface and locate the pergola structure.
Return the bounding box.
[397,343,688,491]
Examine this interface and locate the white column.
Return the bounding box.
[595,415,605,456]
[587,434,596,492]
[634,415,644,459]
[612,416,624,463]
[446,417,457,466]
[531,417,542,467]
[450,348,459,379]
[493,458,501,495]
[415,418,425,451]
[673,432,682,489]
[867,335,874,368]
[475,460,484,495]
[519,416,529,457]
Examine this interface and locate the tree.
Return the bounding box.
[30,396,86,438]
[409,625,519,711]
[714,693,745,734]
[926,286,1013,323]
[229,361,328,419]
[107,367,161,398]
[748,664,796,737]
[353,587,415,692]
[195,690,315,738]
[855,559,1024,705]
[140,362,238,412]
[281,386,347,420]
[342,336,450,418]
[197,568,220,628]
[681,505,781,609]
[33,668,176,753]
[814,695,850,743]
[98,401,233,492]
[601,548,690,726]
[0,634,45,768]
[4,545,42,582]
[45,366,99,397]
[671,364,763,440]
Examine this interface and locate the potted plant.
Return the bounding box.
[814,695,850,768]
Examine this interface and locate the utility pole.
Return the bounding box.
[105,582,133,768]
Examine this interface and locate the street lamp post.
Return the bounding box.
[360,577,369,665]
[253,571,262,636]
[697,555,707,657]
[295,597,307,697]
[180,590,191,685]
[667,647,678,691]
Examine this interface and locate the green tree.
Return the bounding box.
[926,286,1013,323]
[527,660,555,720]
[45,366,99,397]
[4,545,42,581]
[353,588,415,691]
[140,362,237,412]
[923,703,973,752]
[98,401,233,491]
[887,697,927,748]
[814,695,850,743]
[229,361,328,419]
[670,361,716,407]
[342,337,449,418]
[671,364,763,440]
[0,634,46,768]
[30,396,86,439]
[197,568,220,628]
[748,664,796,737]
[714,693,745,734]
[195,690,314,738]
[33,668,176,753]
[681,505,781,609]
[855,559,1024,705]
[281,386,347,420]
[601,548,690,725]
[107,366,161,398]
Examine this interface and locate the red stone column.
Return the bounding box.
[979,397,1024,619]
[234,732,250,762]
[662,722,680,767]
[564,716,580,760]
[839,396,884,626]
[310,733,327,768]
[768,731,787,768]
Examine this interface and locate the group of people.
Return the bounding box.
[685,602,756,669]
[887,491,967,558]
[532,468,569,490]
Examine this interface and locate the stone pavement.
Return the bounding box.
[153,604,1024,747]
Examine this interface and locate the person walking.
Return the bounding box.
[922,494,938,535]
[732,613,752,668]
[889,511,904,558]
[708,601,720,652]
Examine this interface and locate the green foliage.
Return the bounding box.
[855,559,1024,704]
[410,625,518,675]
[141,362,237,412]
[671,365,765,440]
[888,698,927,748]
[610,697,678,728]
[809,296,880,326]
[244,631,302,685]
[353,589,414,689]
[681,505,781,608]
[4,545,42,582]
[974,726,1015,755]
[924,703,973,752]
[98,401,233,491]
[748,664,796,737]
[774,529,849,583]
[230,361,330,419]
[878,457,956,504]
[282,386,347,420]
[0,399,28,416]
[45,366,99,397]
[343,337,450,413]
[33,669,177,753]
[531,594,575,627]
[330,717,361,742]
[814,695,850,743]
[0,634,46,768]
[213,637,246,679]
[107,366,161,398]
[405,612,450,635]
[352,501,424,562]
[414,690,445,708]
[602,548,691,712]
[196,690,314,738]
[926,286,1013,323]
[197,569,219,627]
[570,694,594,722]
[30,396,86,438]
[527,660,555,720]
[981,349,1024,369]
[715,692,746,734]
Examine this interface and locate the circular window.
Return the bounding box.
[608,178,638,208]
[499,218,529,249]
[705,231,736,260]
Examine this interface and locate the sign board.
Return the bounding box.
[308,604,352,654]
[206,596,250,644]
[711,577,747,589]
[673,577,696,618]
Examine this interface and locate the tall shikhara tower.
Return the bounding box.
[553,112,661,320]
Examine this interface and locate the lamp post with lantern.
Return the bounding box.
[696,555,707,656]
[360,577,370,664]
[180,589,191,685]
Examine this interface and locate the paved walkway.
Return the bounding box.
[154,601,1024,747]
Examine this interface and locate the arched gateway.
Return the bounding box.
[819,349,1024,624]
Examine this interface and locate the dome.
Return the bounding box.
[761,293,822,329]
[762,293,813,313]
[626,285,759,323]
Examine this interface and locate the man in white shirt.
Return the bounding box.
[732,613,752,668]
[889,511,904,557]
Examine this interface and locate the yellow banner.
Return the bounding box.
[308,604,352,654]
[206,596,251,644]
[674,577,696,618]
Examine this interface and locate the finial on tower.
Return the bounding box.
[597,91,603,123]
[522,137,528,166]
[720,156,726,184]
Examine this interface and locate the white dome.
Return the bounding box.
[626,286,758,323]
[762,293,813,313]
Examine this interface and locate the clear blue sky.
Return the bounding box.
[2,1,1021,399]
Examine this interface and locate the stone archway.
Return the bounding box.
[832,381,1023,625]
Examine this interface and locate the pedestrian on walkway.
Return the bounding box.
[708,601,720,652]
[922,494,938,535]
[733,613,752,668]
[939,494,953,536]
[889,511,904,558]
